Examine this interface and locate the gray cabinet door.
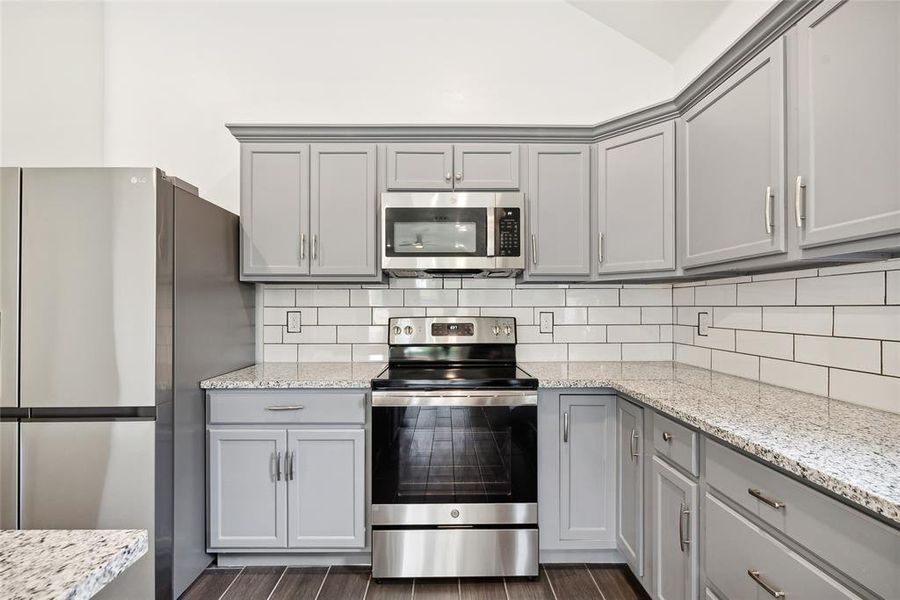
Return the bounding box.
[795,0,900,247]
[617,398,644,577]
[309,144,378,276]
[527,145,592,278]
[453,144,520,190]
[680,39,787,268]
[208,428,287,548]
[651,456,698,600]
[597,122,675,275]
[287,428,365,548]
[385,144,453,190]
[241,143,309,277]
[558,394,615,544]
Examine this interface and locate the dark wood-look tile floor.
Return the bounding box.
[179,564,648,600]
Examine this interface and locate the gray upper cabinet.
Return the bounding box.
[795,0,900,247]
[526,145,592,278]
[453,144,520,190]
[310,144,377,277]
[241,143,309,277]
[651,455,698,600]
[287,428,365,549]
[208,428,287,549]
[680,38,787,269]
[596,122,675,275]
[385,144,453,190]
[617,398,645,578]
[557,394,615,545]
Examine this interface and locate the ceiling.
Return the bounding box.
[566,0,733,63]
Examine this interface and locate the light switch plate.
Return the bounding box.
[287,310,303,333]
[539,311,554,334]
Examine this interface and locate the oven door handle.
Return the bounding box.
[372,390,537,407]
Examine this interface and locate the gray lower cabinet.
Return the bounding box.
[309,144,377,276]
[616,398,645,578]
[651,455,699,600]
[526,145,592,279]
[208,428,287,549]
[794,0,900,248]
[240,143,309,277]
[679,37,787,269]
[385,143,520,190]
[596,121,675,276]
[287,428,365,548]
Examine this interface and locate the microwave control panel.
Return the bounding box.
[496,208,521,257]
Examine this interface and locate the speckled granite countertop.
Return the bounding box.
[199,360,900,525]
[201,362,386,389]
[0,529,148,600]
[521,361,900,525]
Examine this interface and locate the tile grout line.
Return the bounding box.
[263,566,288,600]
[583,563,608,600]
[313,565,332,600]
[216,566,245,600]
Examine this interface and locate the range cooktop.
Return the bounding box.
[371,363,537,391]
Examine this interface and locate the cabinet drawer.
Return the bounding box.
[706,440,900,598]
[706,493,859,600]
[652,412,698,476]
[208,391,366,425]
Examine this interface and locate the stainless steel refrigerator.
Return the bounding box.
[0,167,255,599]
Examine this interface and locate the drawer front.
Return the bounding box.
[208,391,366,425]
[706,440,900,599]
[706,493,859,600]
[653,412,698,476]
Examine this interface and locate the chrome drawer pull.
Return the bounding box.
[748,569,785,598]
[563,411,569,443]
[748,488,785,510]
[265,405,305,411]
[678,503,691,552]
[662,431,672,442]
[275,451,282,481]
[630,429,639,460]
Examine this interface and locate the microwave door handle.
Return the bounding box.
[486,207,496,257]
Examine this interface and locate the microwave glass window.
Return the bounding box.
[393,222,477,254]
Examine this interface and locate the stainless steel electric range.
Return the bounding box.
[370,316,538,580]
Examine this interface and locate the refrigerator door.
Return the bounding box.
[20,420,155,599]
[20,168,159,408]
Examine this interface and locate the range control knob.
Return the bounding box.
[392,325,402,336]
[504,325,513,336]
[492,325,501,336]
[450,509,460,519]
[404,325,414,335]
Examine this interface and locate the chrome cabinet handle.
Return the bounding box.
[764,186,773,235]
[285,451,294,481]
[455,171,462,181]
[748,488,785,510]
[531,234,537,265]
[265,405,305,411]
[275,451,282,481]
[662,431,672,443]
[563,411,569,443]
[598,232,603,264]
[678,503,691,552]
[630,429,639,460]
[748,570,785,598]
[445,172,451,181]
[312,235,318,260]
[795,175,805,227]
[300,233,306,260]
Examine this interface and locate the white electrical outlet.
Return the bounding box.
[539,311,554,334]
[698,311,710,336]
[287,310,303,333]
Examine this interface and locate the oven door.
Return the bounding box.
[371,390,537,526]
[381,193,495,270]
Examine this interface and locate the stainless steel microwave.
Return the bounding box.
[381,192,524,276]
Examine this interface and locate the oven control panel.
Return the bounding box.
[495,208,521,257]
[389,317,517,345]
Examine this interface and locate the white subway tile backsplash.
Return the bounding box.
[318,307,371,325]
[676,306,711,326]
[759,358,828,396]
[889,271,900,304]
[642,307,674,325]
[672,287,695,306]
[695,284,737,306]
[829,369,900,413]
[737,279,795,306]
[535,307,588,325]
[337,325,387,344]
[735,330,793,360]
[461,278,515,288]
[693,327,736,351]
[373,307,424,324]
[673,325,694,345]
[711,350,759,380]
[675,344,711,369]
[623,343,673,361]
[554,325,607,343]
[263,326,282,344]
[607,325,660,343]
[569,343,622,361]
[796,272,885,306]
[283,325,337,344]
[750,267,818,282]
[794,335,881,373]
[426,307,480,317]
[883,341,900,377]
[513,289,566,306]
[263,307,291,326]
[517,344,568,362]
[263,288,295,307]
[713,306,761,330]
[349,289,404,307]
[833,306,900,341]
[296,289,350,306]
[351,344,389,362]
[389,278,443,289]
[565,288,619,306]
[442,278,462,289]
[588,307,641,324]
[404,289,457,307]
[297,344,352,362]
[264,344,298,362]
[620,287,671,306]
[762,306,832,335]
[659,325,674,343]
[458,289,511,307]
[483,307,534,325]
[516,326,552,343]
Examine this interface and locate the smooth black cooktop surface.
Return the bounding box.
[371,363,538,391]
